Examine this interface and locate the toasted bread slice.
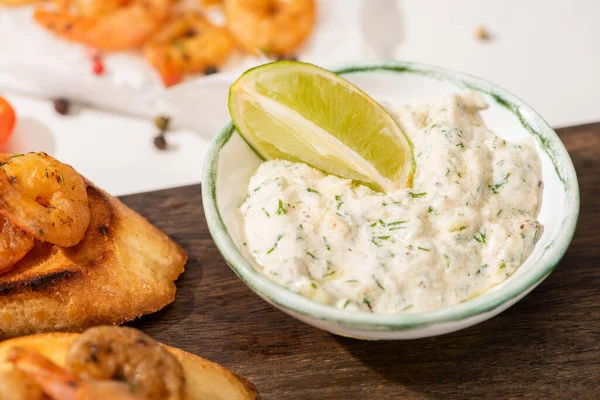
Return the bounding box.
[0,332,257,399]
[0,182,186,339]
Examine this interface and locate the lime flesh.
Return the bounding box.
[228,61,415,192]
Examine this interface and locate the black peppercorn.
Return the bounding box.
[204,66,218,75]
[53,98,70,115]
[153,134,167,150]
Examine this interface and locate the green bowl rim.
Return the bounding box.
[202,60,580,330]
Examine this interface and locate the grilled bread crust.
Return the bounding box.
[0,183,186,339]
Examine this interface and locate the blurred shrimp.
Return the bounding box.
[0,152,90,248]
[33,0,172,51]
[8,347,141,400]
[224,0,316,56]
[66,326,185,400]
[143,11,234,86]
[198,0,221,7]
[50,0,133,17]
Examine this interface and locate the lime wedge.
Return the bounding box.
[228,61,414,192]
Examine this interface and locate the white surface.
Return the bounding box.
[0,0,597,195]
[2,92,210,196]
[391,0,600,128]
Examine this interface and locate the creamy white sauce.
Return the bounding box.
[239,92,542,314]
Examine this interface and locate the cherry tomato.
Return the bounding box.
[0,97,16,150]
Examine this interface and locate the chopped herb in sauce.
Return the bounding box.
[488,173,510,194]
[409,192,427,198]
[266,234,284,254]
[373,275,385,290]
[474,232,486,244]
[307,188,320,195]
[417,246,430,252]
[277,199,287,215]
[388,220,407,226]
[363,296,372,310]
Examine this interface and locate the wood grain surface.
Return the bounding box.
[122,122,600,399]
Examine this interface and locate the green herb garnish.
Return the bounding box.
[0,153,24,167]
[474,232,486,244]
[266,234,284,254]
[307,188,320,195]
[276,199,287,215]
[388,220,407,226]
[409,192,427,198]
[488,173,510,194]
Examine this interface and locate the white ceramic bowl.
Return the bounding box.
[202,61,579,340]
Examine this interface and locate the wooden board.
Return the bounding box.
[122,122,600,399]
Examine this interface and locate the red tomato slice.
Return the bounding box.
[0,96,16,151]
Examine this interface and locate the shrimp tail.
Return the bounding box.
[143,46,183,87]
[8,347,81,400]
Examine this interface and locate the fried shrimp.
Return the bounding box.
[0,152,90,248]
[0,216,34,274]
[224,0,316,56]
[8,347,141,400]
[143,11,235,86]
[66,326,185,400]
[33,0,172,51]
